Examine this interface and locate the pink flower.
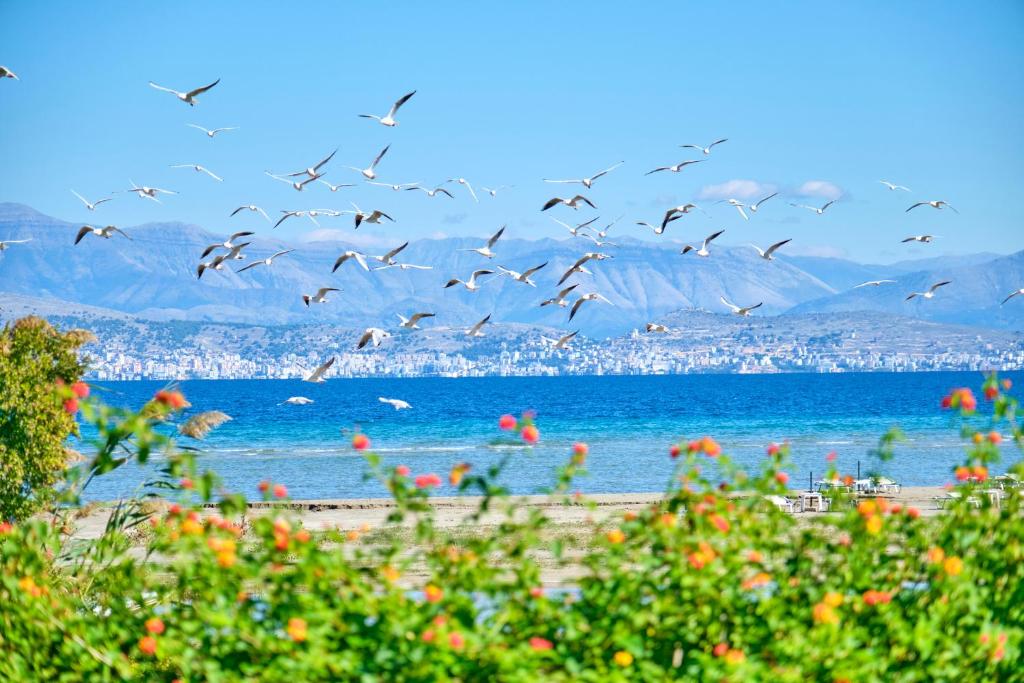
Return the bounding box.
[395,465,410,477]
[499,414,517,431]
[352,434,370,451]
[415,474,442,489]
[521,425,540,444]
[529,636,554,651]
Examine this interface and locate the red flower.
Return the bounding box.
[71,381,90,398]
[700,436,721,457]
[529,586,544,598]
[984,385,998,401]
[415,474,442,489]
[138,636,157,656]
[863,590,893,606]
[499,414,517,431]
[766,443,780,457]
[529,636,554,651]
[987,431,1002,445]
[449,632,465,649]
[775,472,789,486]
[713,642,729,657]
[179,478,193,490]
[273,484,288,499]
[710,514,730,533]
[573,442,588,456]
[145,617,165,635]
[669,444,681,458]
[395,465,410,477]
[352,433,370,451]
[63,398,79,414]
[421,629,436,643]
[826,451,837,463]
[258,480,270,493]
[154,390,187,410]
[521,425,540,444]
[0,521,13,535]
[954,466,971,482]
[940,395,952,409]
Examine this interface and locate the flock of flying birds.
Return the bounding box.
[2,68,1023,389]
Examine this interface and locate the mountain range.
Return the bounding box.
[0,202,1021,336]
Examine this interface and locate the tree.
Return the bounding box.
[0,317,90,521]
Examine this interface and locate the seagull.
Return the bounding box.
[374,262,433,272]
[379,397,412,410]
[748,193,779,214]
[368,181,421,191]
[544,330,579,350]
[446,177,478,202]
[187,124,237,138]
[126,180,177,202]
[348,145,390,180]
[681,229,725,257]
[303,357,335,383]
[405,185,454,198]
[661,204,703,230]
[370,242,409,266]
[148,78,220,106]
[481,185,510,198]
[594,216,622,240]
[0,66,19,80]
[71,190,113,211]
[902,235,935,243]
[543,161,624,189]
[583,233,617,248]
[237,249,294,273]
[637,215,682,236]
[645,323,669,333]
[359,90,416,127]
[1002,289,1024,305]
[720,296,763,316]
[283,149,338,178]
[445,269,494,292]
[351,203,394,229]
[0,238,32,251]
[790,200,836,215]
[720,198,748,220]
[397,312,435,329]
[646,159,705,175]
[332,250,370,272]
[171,163,222,181]
[283,396,315,405]
[357,328,391,350]
[906,200,958,213]
[541,284,580,307]
[466,314,491,337]
[461,225,505,258]
[230,205,271,221]
[266,171,322,192]
[569,292,612,322]
[542,195,596,211]
[750,238,792,261]
[553,216,599,238]
[557,253,612,286]
[498,262,547,286]
[879,180,911,192]
[853,280,896,289]
[906,281,951,301]
[680,138,727,155]
[274,210,320,229]
[302,287,340,306]
[75,225,130,245]
[197,254,229,279]
[201,231,254,258]
[318,179,355,192]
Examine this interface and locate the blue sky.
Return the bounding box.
[1,1,1022,262]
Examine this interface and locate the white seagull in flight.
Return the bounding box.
[541,284,580,308]
[646,323,670,333]
[302,287,340,306]
[681,229,725,257]
[201,231,254,258]
[721,198,749,220]
[461,225,505,258]
[332,251,370,272]
[348,145,390,180]
[790,200,836,215]
[748,192,779,214]
[750,238,792,261]
[680,138,727,155]
[171,163,222,182]
[405,185,454,198]
[557,253,612,286]
[351,203,394,229]
[148,78,220,106]
[645,160,704,175]
[466,314,492,338]
[445,269,494,292]
[879,180,911,192]
[187,124,238,138]
[237,249,294,273]
[906,281,951,301]
[902,235,935,243]
[71,190,113,211]
[543,161,624,189]
[359,90,416,127]
[545,330,579,350]
[1002,289,1024,305]
[853,280,896,289]
[126,180,177,202]
[318,179,355,192]
[568,292,612,322]
[266,171,322,192]
[75,225,130,245]
[370,242,409,266]
[720,296,763,316]
[230,204,271,221]
[498,262,547,287]
[446,177,479,202]
[0,66,19,80]
[303,357,335,383]
[397,312,436,329]
[357,328,391,349]
[906,200,958,213]
[552,216,598,238]
[0,238,32,251]
[282,149,337,179]
[542,195,596,211]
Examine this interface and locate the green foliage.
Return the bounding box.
[1,367,1022,681]
[0,317,88,521]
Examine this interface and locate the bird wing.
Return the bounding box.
[708,138,728,149]
[719,296,740,312]
[310,356,335,381]
[199,166,222,181]
[471,269,495,279]
[229,231,255,242]
[469,314,491,334]
[679,144,702,150]
[705,229,725,244]
[541,198,562,211]
[901,237,916,243]
[821,200,835,211]
[186,78,220,98]
[753,192,778,209]
[93,197,112,206]
[74,226,93,244]
[351,251,369,271]
[929,280,951,292]
[1001,291,1022,304]
[370,145,390,169]
[384,241,409,260]
[200,244,220,259]
[568,297,587,321]
[577,195,596,208]
[389,90,416,117]
[270,249,294,261]
[543,178,582,184]
[487,225,506,248]
[148,82,180,95]
[187,123,210,134]
[590,161,624,180]
[764,238,791,256]
[735,205,749,220]
[316,287,340,298]
[409,312,435,324]
[746,302,764,312]
[645,167,669,175]
[110,227,131,240]
[522,262,548,278]
[905,202,926,212]
[558,330,579,345]
[357,331,373,349]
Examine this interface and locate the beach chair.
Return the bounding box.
[766,495,796,513]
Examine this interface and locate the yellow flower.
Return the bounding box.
[865,515,883,535]
[381,565,401,583]
[927,547,945,565]
[216,550,237,568]
[823,591,844,608]
[943,556,963,577]
[181,518,204,535]
[286,617,307,642]
[606,529,626,544]
[613,650,634,667]
[813,602,839,625]
[724,648,746,665]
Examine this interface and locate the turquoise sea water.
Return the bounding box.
[78,372,1023,501]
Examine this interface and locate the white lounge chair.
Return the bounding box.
[766,495,796,513]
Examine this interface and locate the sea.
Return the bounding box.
[77,371,1023,502]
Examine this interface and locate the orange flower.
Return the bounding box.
[775,472,789,486]
[381,566,400,583]
[862,590,893,606]
[521,424,540,444]
[710,514,730,533]
[658,513,677,528]
[742,572,771,590]
[700,436,721,457]
[987,431,1002,444]
[18,577,45,598]
[216,550,237,568]
[865,515,883,535]
[813,602,839,625]
[823,592,844,608]
[955,466,971,482]
[421,629,436,643]
[906,506,920,519]
[529,636,554,651]
[943,556,963,576]
[0,521,12,535]
[352,433,370,451]
[857,500,877,517]
[181,518,203,536]
[606,528,626,544]
[294,529,311,544]
[286,617,307,642]
[724,648,745,665]
[145,617,165,635]
[613,651,634,666]
[138,636,157,656]
[424,584,444,603]
[449,463,470,486]
[273,484,288,499]
[746,550,764,564]
[972,466,988,482]
[972,432,984,445]
[153,390,188,410]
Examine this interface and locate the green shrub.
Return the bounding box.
[0,317,89,522]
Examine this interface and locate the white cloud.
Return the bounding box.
[794,180,844,200]
[696,179,776,201]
